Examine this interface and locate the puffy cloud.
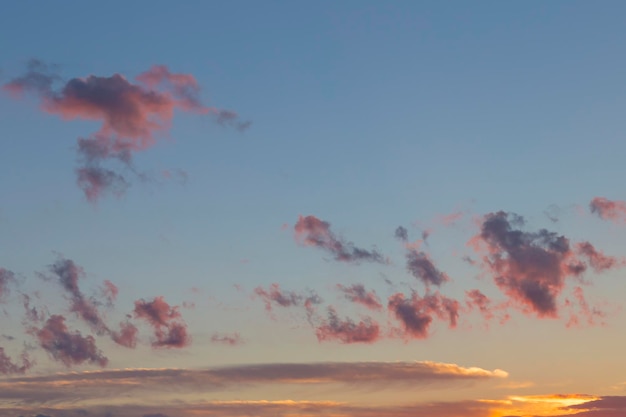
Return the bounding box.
[590,197,626,224]
[134,297,191,348]
[3,61,249,202]
[110,321,138,348]
[388,292,460,339]
[35,315,108,367]
[470,211,622,319]
[315,307,381,344]
[336,284,382,311]
[294,215,387,264]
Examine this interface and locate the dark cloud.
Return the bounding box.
[406,250,450,287]
[2,59,59,96]
[0,361,507,402]
[336,284,382,311]
[134,297,191,348]
[394,226,408,242]
[388,292,460,339]
[555,395,626,417]
[254,283,322,320]
[315,307,380,344]
[3,62,249,202]
[35,315,108,367]
[48,258,109,335]
[470,211,623,319]
[294,215,387,264]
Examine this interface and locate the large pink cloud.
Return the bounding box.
[35,315,108,367]
[3,60,249,202]
[294,215,387,264]
[470,211,623,319]
[589,197,626,224]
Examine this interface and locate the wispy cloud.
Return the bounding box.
[294,215,387,264]
[590,197,626,225]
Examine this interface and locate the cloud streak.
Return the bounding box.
[294,215,387,264]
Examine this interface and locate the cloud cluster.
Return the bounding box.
[36,314,108,367]
[134,297,191,348]
[388,292,459,339]
[470,211,622,318]
[3,60,249,202]
[294,215,386,264]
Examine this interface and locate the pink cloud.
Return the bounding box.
[254,283,322,318]
[36,315,108,367]
[134,297,191,348]
[336,284,383,311]
[590,197,626,224]
[294,215,387,264]
[470,211,623,320]
[388,292,459,339]
[111,321,139,348]
[3,61,249,202]
[315,307,381,344]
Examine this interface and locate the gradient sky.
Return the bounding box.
[2,1,626,416]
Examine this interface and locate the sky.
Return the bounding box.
[1,1,626,416]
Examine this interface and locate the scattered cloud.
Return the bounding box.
[294,215,387,264]
[315,307,380,343]
[589,197,626,225]
[210,332,244,346]
[35,314,108,367]
[388,292,460,339]
[134,297,191,348]
[336,284,382,311]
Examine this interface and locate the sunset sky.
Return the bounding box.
[2,1,626,416]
